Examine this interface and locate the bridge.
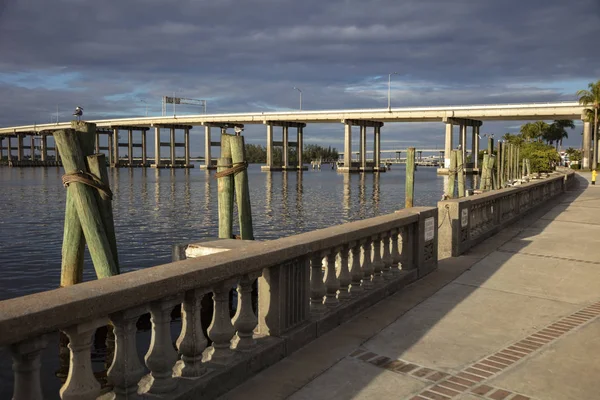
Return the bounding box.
[0,102,591,172]
[2,170,593,400]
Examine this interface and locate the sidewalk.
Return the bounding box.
[221,173,599,400]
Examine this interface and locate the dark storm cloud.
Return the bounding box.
[0,0,598,146]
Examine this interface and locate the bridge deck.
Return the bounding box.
[221,173,599,400]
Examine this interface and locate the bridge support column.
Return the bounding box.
[0,138,3,161]
[360,126,367,170]
[142,130,147,166]
[95,132,100,154]
[374,125,381,171]
[41,135,47,162]
[152,127,161,168]
[128,129,133,166]
[107,134,113,166]
[7,137,12,161]
[17,134,23,161]
[583,120,591,169]
[297,126,303,169]
[184,127,190,167]
[30,135,35,161]
[204,126,212,169]
[266,124,273,168]
[473,126,480,171]
[343,123,352,170]
[113,129,119,167]
[460,124,467,164]
[282,125,289,169]
[444,122,453,168]
[170,127,176,166]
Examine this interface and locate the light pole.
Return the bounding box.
[388,72,399,111]
[293,87,302,111]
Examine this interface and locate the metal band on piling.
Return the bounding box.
[62,171,114,200]
[214,161,248,178]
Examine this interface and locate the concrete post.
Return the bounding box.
[7,136,12,160]
[344,123,352,168]
[128,129,133,165]
[583,121,591,169]
[460,124,467,164]
[95,132,100,154]
[30,135,35,161]
[17,134,23,161]
[444,123,453,168]
[266,124,273,167]
[108,133,113,166]
[205,125,212,169]
[113,129,119,167]
[474,126,480,170]
[374,125,380,169]
[184,128,190,166]
[297,126,303,169]
[282,125,288,168]
[0,138,4,161]
[360,125,367,169]
[141,130,147,165]
[41,135,47,162]
[154,127,161,167]
[170,127,176,166]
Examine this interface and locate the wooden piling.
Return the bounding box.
[516,146,521,179]
[487,137,494,157]
[60,122,96,286]
[230,135,254,240]
[405,147,415,207]
[87,154,119,271]
[499,142,506,187]
[217,134,234,239]
[480,154,489,190]
[457,149,465,198]
[55,127,118,280]
[486,155,496,191]
[497,142,503,188]
[446,150,457,199]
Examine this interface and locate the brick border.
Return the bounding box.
[348,300,600,399]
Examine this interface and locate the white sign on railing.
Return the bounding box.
[461,209,469,227]
[424,217,435,241]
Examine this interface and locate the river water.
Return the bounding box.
[0,163,456,301]
[0,163,471,397]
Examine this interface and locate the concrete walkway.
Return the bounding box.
[221,173,599,400]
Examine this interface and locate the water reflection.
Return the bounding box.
[265,171,273,218]
[282,171,289,223]
[343,173,351,219]
[296,172,304,228]
[373,173,380,215]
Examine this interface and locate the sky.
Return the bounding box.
[1,0,599,152]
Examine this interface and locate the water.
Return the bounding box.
[0,164,452,301]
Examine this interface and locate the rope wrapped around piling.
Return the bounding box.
[62,171,113,200]
[214,160,248,178]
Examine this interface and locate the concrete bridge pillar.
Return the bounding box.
[184,127,190,166]
[360,126,367,170]
[583,120,591,169]
[0,137,3,160]
[7,136,12,160]
[41,135,47,162]
[282,125,289,168]
[107,134,113,166]
[444,122,453,168]
[266,124,273,168]
[154,127,161,167]
[113,129,119,167]
[374,125,381,169]
[460,124,467,163]
[128,129,133,166]
[472,126,480,169]
[30,135,35,161]
[142,130,147,166]
[344,123,352,169]
[297,126,304,169]
[204,125,212,169]
[170,127,176,166]
[17,134,23,161]
[95,132,100,154]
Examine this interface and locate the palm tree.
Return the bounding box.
[577,80,600,167]
[548,120,575,150]
[520,121,550,142]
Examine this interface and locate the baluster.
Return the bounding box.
[10,335,48,400]
[399,226,414,270]
[349,241,363,296]
[60,318,108,400]
[371,235,384,284]
[324,249,340,308]
[361,238,374,289]
[310,253,327,315]
[381,232,393,280]
[108,306,147,399]
[141,296,181,394]
[174,289,208,377]
[232,274,258,351]
[337,245,351,301]
[206,282,235,364]
[390,229,401,274]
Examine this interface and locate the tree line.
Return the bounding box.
[244,143,339,164]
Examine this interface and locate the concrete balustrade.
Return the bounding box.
[0,206,437,400]
[438,171,576,258]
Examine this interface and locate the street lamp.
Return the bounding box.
[293,87,302,111]
[388,72,399,111]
